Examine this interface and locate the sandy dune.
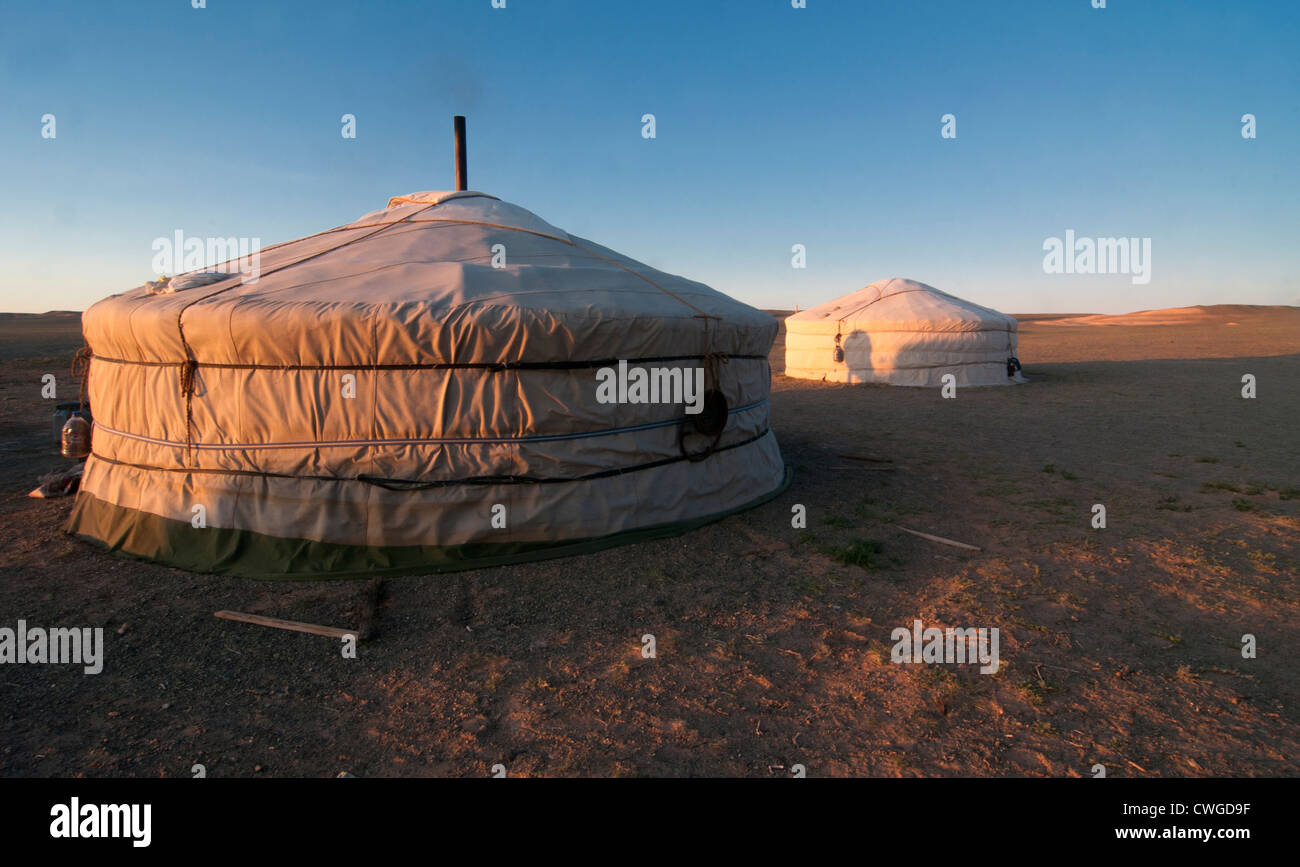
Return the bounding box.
[1028,305,1296,328]
[1017,305,1300,365]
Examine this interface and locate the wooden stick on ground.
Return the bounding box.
[836,453,893,463]
[214,610,358,640]
[897,526,982,552]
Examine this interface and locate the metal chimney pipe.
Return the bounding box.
[453,115,467,191]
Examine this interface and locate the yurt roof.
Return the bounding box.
[788,278,1016,334]
[84,191,776,366]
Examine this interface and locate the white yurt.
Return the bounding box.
[67,189,788,578]
[784,278,1022,386]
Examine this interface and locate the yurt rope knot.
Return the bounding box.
[179,358,199,462]
[703,350,729,384]
[179,358,198,395]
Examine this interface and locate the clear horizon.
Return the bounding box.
[2,0,1296,316]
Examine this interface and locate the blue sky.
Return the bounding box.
[1,0,1296,314]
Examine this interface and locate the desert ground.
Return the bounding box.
[1,305,1297,777]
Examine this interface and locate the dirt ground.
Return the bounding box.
[1,305,1297,777]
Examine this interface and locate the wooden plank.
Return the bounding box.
[214,610,358,640]
[897,526,982,552]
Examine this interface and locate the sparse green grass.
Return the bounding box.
[916,663,958,690]
[643,567,671,584]
[1190,548,1223,570]
[1195,456,1220,464]
[1242,553,1274,571]
[821,538,884,569]
[1201,481,1241,493]
[791,575,829,594]
[1231,498,1259,512]
[976,482,1022,497]
[1012,679,1055,706]
[855,499,931,524]
[1023,497,1075,515]
[1279,487,1300,501]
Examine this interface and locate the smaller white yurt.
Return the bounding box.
[784,278,1022,386]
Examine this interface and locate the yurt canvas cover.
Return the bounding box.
[784,278,1020,386]
[67,191,788,578]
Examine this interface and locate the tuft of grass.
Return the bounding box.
[1247,550,1277,569]
[1279,487,1300,501]
[1195,456,1220,464]
[1042,464,1056,474]
[1189,548,1223,570]
[822,538,883,569]
[1231,498,1259,512]
[1201,481,1241,493]
[790,575,828,595]
[1012,679,1055,706]
[1024,496,1074,515]
[1060,470,1079,481]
